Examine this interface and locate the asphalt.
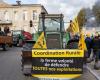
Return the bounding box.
[0,47,99,80]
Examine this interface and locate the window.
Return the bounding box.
[23,11,28,21]
[33,10,37,20]
[4,11,9,21]
[14,11,18,21]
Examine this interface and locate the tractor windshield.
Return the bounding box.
[45,18,60,31]
[39,18,60,32]
[38,14,64,32]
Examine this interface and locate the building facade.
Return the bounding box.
[0,0,47,33]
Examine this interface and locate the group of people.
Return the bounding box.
[66,32,100,70]
[85,32,100,70]
[0,27,10,36]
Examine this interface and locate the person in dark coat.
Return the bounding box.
[85,34,92,58]
[66,34,79,49]
[92,33,100,69]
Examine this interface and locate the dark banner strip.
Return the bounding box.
[32,57,83,74]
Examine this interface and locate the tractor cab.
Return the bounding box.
[38,13,65,49]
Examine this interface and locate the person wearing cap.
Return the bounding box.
[92,32,100,69]
[85,33,92,60]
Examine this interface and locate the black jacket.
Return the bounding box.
[85,37,92,49]
[92,36,100,50]
[67,38,79,49]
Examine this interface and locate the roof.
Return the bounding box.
[0,1,13,8]
[12,4,42,7]
[0,1,48,13]
[39,14,64,18]
[12,4,48,13]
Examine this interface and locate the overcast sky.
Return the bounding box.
[3,0,98,27]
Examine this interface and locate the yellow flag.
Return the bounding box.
[72,17,80,33]
[67,17,79,34]
[33,32,47,49]
[78,32,87,50]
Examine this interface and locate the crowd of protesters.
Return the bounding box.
[66,32,100,70]
[85,32,100,70]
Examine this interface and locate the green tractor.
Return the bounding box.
[21,13,65,75]
[21,13,83,80]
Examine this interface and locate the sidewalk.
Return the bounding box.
[87,61,100,80]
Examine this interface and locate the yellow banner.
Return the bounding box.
[32,49,84,57]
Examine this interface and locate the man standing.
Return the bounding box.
[85,33,92,59]
[92,32,100,70]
